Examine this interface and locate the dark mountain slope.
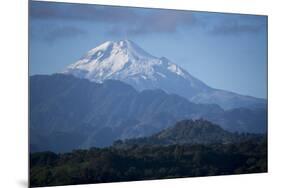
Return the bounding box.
[114,119,263,147]
[30,74,267,152]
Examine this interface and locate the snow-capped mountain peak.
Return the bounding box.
[62,40,266,110]
[63,40,200,85]
[84,40,155,62]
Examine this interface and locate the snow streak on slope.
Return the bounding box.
[63,40,266,110]
[63,40,210,97]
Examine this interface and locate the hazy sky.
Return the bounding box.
[29,1,267,98]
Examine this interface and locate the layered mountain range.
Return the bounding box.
[63,40,266,110]
[30,119,267,187]
[29,39,267,187]
[30,40,267,153]
[30,74,267,153]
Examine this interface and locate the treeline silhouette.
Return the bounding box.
[30,138,267,187]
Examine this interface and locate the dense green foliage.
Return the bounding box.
[30,138,267,187]
[114,119,264,147]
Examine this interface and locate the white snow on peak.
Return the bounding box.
[61,39,264,110]
[167,64,185,77]
[63,39,209,93]
[64,40,190,81]
[83,40,154,61]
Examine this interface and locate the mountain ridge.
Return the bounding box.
[30,74,267,152]
[62,40,266,110]
[113,119,264,148]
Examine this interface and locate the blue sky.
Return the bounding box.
[29,1,267,99]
